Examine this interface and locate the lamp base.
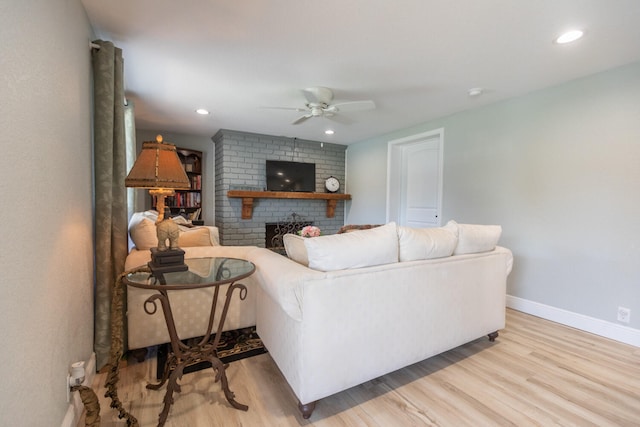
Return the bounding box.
[149,247,188,275]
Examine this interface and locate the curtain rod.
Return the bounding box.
[90,42,100,50]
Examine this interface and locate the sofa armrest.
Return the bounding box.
[203,225,220,246]
[248,248,326,321]
[124,245,256,270]
[494,246,513,275]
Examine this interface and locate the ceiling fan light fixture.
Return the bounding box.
[555,29,584,44]
[265,86,376,125]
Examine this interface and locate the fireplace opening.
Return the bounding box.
[265,213,312,254]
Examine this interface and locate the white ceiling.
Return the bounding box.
[81,0,640,145]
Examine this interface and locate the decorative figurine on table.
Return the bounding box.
[149,211,188,275]
[156,210,180,251]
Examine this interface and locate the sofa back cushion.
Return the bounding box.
[179,226,217,247]
[129,215,160,250]
[304,222,399,271]
[451,220,502,255]
[283,233,310,266]
[128,211,219,250]
[397,221,458,261]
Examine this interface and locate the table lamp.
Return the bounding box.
[125,135,190,273]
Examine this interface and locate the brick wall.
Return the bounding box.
[213,129,347,246]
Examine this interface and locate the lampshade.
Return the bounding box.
[125,135,190,190]
[124,135,190,273]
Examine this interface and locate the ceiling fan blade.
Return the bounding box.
[330,100,376,112]
[260,106,307,112]
[292,114,312,125]
[325,113,353,125]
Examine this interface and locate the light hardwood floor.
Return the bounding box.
[82,309,640,426]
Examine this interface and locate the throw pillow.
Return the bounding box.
[129,217,158,250]
[397,222,458,261]
[178,227,214,247]
[451,220,502,255]
[283,233,309,266]
[304,222,399,271]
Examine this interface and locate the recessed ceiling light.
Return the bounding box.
[324,129,335,135]
[468,88,483,97]
[555,30,584,44]
[195,108,210,115]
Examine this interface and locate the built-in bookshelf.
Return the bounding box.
[152,147,203,222]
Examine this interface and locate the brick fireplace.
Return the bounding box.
[213,129,348,246]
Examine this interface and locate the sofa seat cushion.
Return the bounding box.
[452,220,502,255]
[397,221,458,262]
[304,222,399,271]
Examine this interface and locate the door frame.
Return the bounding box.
[386,128,444,226]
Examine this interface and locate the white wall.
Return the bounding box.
[134,129,215,225]
[347,62,640,335]
[0,0,95,424]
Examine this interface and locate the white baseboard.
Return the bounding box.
[506,295,640,348]
[60,352,97,427]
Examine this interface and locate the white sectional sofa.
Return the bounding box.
[248,221,513,418]
[125,213,512,419]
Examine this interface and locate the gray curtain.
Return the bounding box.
[92,40,129,369]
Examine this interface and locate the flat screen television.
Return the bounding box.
[266,160,315,192]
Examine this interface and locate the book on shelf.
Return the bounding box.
[189,208,201,221]
[190,175,201,190]
[167,192,201,208]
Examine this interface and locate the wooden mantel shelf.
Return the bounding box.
[227,190,352,219]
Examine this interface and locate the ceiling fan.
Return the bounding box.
[265,87,376,125]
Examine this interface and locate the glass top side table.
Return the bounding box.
[123,257,255,427]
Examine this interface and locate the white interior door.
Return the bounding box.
[387,129,443,227]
